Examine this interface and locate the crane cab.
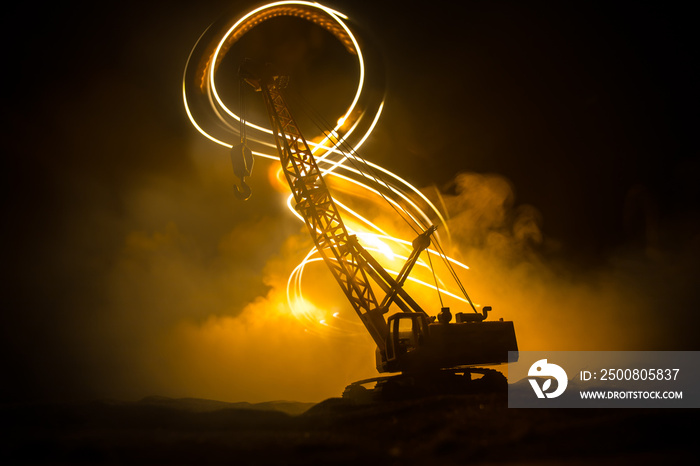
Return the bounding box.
[385,312,430,360]
[377,310,518,374]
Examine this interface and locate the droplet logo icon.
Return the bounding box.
[528,359,568,398]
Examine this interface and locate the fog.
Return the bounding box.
[3,0,696,403]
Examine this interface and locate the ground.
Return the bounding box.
[1,394,695,465]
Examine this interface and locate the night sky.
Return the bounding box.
[4,1,698,403]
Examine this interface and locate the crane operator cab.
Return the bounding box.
[386,312,429,360]
[378,308,518,374]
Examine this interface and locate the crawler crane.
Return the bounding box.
[237,60,517,399]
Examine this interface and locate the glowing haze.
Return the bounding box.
[5,0,695,404]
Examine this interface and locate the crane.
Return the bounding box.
[237,60,517,397]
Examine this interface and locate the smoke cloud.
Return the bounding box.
[59,141,377,403]
[69,154,696,404]
[435,172,699,354]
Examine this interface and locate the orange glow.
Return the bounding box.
[268,164,290,193]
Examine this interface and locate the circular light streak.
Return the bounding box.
[183,2,471,331]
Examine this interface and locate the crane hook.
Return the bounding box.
[231,142,254,200]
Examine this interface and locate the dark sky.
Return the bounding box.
[368,1,697,259]
[3,1,698,402]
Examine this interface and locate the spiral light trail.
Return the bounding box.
[183,1,475,334]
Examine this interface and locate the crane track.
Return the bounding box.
[343,367,508,403]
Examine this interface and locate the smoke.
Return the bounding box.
[10,124,696,404]
[63,140,376,403]
[65,152,697,403]
[436,172,699,354]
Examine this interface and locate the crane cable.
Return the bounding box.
[239,78,247,145]
[432,235,478,313]
[426,250,444,308]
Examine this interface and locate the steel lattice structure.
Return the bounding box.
[246,69,390,349]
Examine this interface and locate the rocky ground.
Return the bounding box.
[1,393,695,465]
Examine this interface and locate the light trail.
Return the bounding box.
[184,1,472,330]
[286,254,477,337]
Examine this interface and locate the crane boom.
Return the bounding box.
[240,61,392,350]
